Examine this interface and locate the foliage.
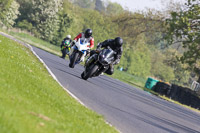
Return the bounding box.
[0,0,13,25]
[0,0,20,27]
[15,0,33,23]
[80,9,118,43]
[112,11,175,81]
[163,48,190,85]
[118,34,151,77]
[128,35,151,77]
[166,0,200,77]
[70,0,96,9]
[16,20,33,31]
[150,49,175,81]
[51,12,72,45]
[111,10,166,47]
[95,0,105,12]
[15,0,64,43]
[29,0,63,41]
[62,2,118,44]
[106,2,124,15]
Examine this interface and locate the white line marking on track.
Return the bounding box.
[0,31,121,133]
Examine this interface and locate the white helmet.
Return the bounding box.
[66,35,71,39]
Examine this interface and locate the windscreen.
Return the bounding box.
[99,48,115,65]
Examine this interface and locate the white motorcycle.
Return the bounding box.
[69,38,90,68]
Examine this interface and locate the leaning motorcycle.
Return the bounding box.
[81,48,116,80]
[61,40,71,58]
[69,38,90,68]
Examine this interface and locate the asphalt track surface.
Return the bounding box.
[1,31,200,133]
[31,46,200,133]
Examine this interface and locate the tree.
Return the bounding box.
[16,20,33,31]
[150,49,175,81]
[0,0,12,23]
[15,0,64,42]
[166,0,200,83]
[125,34,152,77]
[15,0,33,24]
[70,0,96,9]
[106,2,124,15]
[0,0,20,27]
[95,0,105,12]
[111,10,166,47]
[28,0,63,42]
[163,48,190,85]
[51,13,72,45]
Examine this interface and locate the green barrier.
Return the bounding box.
[145,77,159,89]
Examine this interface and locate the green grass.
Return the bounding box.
[110,70,160,95]
[111,69,147,89]
[6,30,147,88]
[1,29,156,91]
[6,31,61,56]
[0,34,117,133]
[2,29,200,115]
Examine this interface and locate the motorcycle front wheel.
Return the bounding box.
[69,52,79,68]
[81,65,99,80]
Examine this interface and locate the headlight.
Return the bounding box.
[99,55,108,65]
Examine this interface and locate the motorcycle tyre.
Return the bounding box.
[82,65,99,80]
[69,52,79,68]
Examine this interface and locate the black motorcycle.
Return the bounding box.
[81,48,116,80]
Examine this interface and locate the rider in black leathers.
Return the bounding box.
[94,37,123,75]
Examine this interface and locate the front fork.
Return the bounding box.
[80,51,87,62]
[69,46,75,56]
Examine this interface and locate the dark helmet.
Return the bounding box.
[114,37,123,47]
[85,29,92,38]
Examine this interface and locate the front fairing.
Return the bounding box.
[63,40,71,47]
[98,49,115,65]
[75,39,90,52]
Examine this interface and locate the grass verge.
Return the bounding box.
[2,29,200,115]
[110,69,146,89]
[0,34,117,133]
[5,30,148,89]
[4,30,61,56]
